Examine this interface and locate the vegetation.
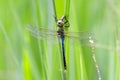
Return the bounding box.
[0,0,120,80]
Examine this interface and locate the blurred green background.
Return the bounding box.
[0,0,120,80]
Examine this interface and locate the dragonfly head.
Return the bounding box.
[57,19,64,27]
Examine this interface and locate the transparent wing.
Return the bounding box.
[26,25,95,46]
[26,25,59,39]
[65,31,93,39]
[26,25,61,44]
[26,24,57,33]
[64,31,94,46]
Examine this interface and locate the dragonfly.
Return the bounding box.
[26,15,94,70]
[26,0,94,71]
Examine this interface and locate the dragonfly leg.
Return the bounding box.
[54,16,58,22]
[62,16,70,28]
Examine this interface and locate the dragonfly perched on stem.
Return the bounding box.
[26,15,94,70]
[26,0,102,80]
[26,0,95,71]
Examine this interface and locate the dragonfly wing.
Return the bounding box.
[65,31,94,46]
[26,25,59,41]
[26,25,57,32]
[65,31,93,38]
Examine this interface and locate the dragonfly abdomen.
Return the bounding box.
[61,37,66,70]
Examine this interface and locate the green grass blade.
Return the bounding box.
[64,0,71,19]
[0,0,120,80]
[52,0,57,21]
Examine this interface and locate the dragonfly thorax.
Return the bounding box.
[56,16,69,38]
[57,28,64,38]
